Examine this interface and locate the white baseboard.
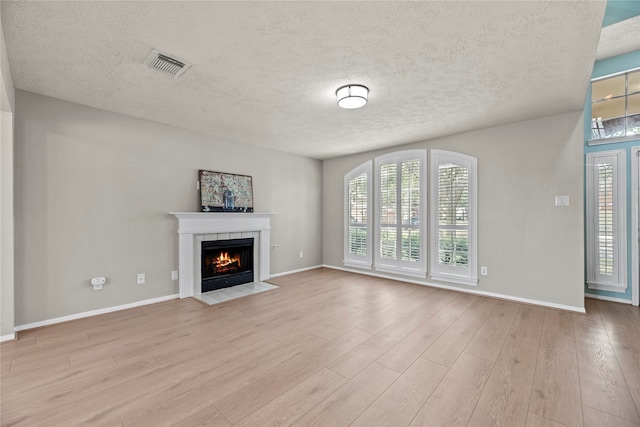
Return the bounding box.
[269,264,323,279]
[323,264,586,313]
[0,333,16,342]
[585,293,632,304]
[14,294,179,332]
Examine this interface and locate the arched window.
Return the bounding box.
[430,150,478,286]
[343,149,477,286]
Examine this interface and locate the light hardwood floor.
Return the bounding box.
[2,268,640,427]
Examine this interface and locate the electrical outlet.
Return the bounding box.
[299,251,304,258]
[137,273,145,284]
[171,270,178,281]
[481,266,488,276]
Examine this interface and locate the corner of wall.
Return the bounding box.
[0,11,16,338]
[0,10,15,114]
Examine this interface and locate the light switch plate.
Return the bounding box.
[555,195,570,207]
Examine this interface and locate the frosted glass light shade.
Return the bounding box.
[336,85,368,109]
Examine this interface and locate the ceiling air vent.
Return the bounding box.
[144,49,191,78]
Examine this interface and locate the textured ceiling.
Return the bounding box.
[2,1,608,159]
[596,15,640,60]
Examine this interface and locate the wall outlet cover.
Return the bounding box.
[90,276,106,286]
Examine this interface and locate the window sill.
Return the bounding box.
[587,134,640,146]
[586,281,627,293]
[430,273,478,287]
[374,265,426,279]
[343,260,372,270]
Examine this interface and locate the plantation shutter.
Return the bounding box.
[344,162,372,268]
[587,150,626,292]
[596,161,615,279]
[348,172,368,257]
[437,164,469,267]
[400,159,421,263]
[374,150,426,276]
[379,162,398,262]
[430,150,477,286]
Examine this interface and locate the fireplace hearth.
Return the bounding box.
[201,238,254,293]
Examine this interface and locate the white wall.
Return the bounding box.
[0,10,15,339]
[13,90,323,326]
[323,112,585,310]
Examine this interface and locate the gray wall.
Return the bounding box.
[323,111,585,310]
[10,89,586,327]
[0,10,14,113]
[1,110,14,338]
[14,90,322,326]
[1,10,15,338]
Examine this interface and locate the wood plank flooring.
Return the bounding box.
[2,268,640,427]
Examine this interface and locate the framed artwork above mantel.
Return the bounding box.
[199,170,254,212]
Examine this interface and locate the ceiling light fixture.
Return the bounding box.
[336,84,369,109]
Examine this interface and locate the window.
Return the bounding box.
[344,149,476,286]
[430,150,478,286]
[591,69,640,141]
[586,150,627,292]
[375,150,426,276]
[344,161,372,268]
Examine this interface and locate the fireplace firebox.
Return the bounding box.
[201,238,254,293]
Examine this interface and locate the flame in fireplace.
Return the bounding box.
[216,252,241,268]
[203,245,250,277]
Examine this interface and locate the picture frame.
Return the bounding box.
[199,170,254,212]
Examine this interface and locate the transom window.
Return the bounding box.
[591,69,640,140]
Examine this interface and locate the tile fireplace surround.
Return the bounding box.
[170,212,273,298]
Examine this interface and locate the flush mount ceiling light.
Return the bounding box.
[336,84,369,109]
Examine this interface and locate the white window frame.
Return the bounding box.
[429,150,478,286]
[632,146,639,306]
[344,161,373,269]
[374,150,427,277]
[586,149,627,293]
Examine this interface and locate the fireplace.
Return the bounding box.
[170,212,272,299]
[201,238,254,292]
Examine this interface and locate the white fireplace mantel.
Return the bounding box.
[170,212,273,298]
